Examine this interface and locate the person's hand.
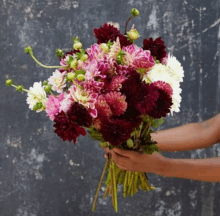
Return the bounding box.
[104,147,168,175]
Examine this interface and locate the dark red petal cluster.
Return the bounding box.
[93,23,132,48]
[148,85,173,119]
[68,102,93,127]
[142,37,167,63]
[53,103,92,144]
[99,118,134,147]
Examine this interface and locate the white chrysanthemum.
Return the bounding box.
[166,54,184,82]
[48,69,66,93]
[143,64,182,116]
[59,93,72,112]
[26,81,47,112]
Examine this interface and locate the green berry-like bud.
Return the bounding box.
[70,59,78,69]
[24,46,33,55]
[33,102,43,111]
[55,49,64,58]
[6,79,13,86]
[127,29,140,40]
[100,43,109,53]
[16,85,24,92]
[44,85,52,93]
[67,72,76,80]
[80,54,88,62]
[43,80,48,86]
[126,139,134,148]
[76,74,85,81]
[73,42,82,50]
[130,8,139,17]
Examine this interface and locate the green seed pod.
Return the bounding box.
[76,74,85,81]
[6,79,13,86]
[70,59,78,69]
[16,85,23,92]
[73,42,82,50]
[130,8,139,17]
[67,72,76,80]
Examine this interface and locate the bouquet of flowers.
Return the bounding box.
[6,8,184,212]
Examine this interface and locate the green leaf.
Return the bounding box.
[144,144,159,154]
[151,118,165,128]
[88,127,105,142]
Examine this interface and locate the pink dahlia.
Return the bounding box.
[87,44,106,61]
[105,91,127,116]
[95,94,112,117]
[45,93,64,121]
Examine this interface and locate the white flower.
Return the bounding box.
[166,54,184,82]
[48,69,66,93]
[59,92,72,113]
[26,81,47,112]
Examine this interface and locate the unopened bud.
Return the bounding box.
[126,139,134,148]
[73,42,82,50]
[16,85,23,92]
[43,80,48,86]
[6,79,13,86]
[44,85,52,93]
[76,74,85,81]
[130,8,139,17]
[100,43,109,53]
[67,72,76,80]
[55,49,64,58]
[127,25,140,40]
[24,46,33,55]
[70,59,78,69]
[80,54,88,62]
[33,102,43,111]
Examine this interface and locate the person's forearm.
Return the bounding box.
[151,115,220,152]
[160,157,220,182]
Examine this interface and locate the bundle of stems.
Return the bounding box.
[92,156,156,212]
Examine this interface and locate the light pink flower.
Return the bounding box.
[45,93,64,121]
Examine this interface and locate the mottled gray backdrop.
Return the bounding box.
[1,0,220,215]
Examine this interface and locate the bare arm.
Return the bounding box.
[151,113,220,152]
[162,156,220,182]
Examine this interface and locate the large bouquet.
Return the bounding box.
[6,8,184,212]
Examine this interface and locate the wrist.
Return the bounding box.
[155,157,173,177]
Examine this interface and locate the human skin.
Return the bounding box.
[104,113,220,182]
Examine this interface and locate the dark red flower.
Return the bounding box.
[53,103,92,144]
[99,118,134,147]
[147,85,173,119]
[142,37,167,63]
[94,23,132,48]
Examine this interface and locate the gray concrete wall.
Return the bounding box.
[1,0,220,215]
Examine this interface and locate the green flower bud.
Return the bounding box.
[43,80,48,86]
[137,68,146,74]
[33,102,43,111]
[73,42,82,50]
[44,85,52,93]
[67,72,76,80]
[55,49,64,58]
[130,8,139,17]
[6,79,13,86]
[100,43,109,53]
[126,139,134,148]
[76,74,85,81]
[127,29,140,40]
[24,46,33,55]
[80,54,88,62]
[16,85,24,92]
[70,59,78,69]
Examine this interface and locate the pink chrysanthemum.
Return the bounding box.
[45,93,64,121]
[153,80,173,96]
[105,91,127,116]
[122,44,155,72]
[87,44,106,61]
[108,75,127,91]
[95,94,112,117]
[69,85,98,118]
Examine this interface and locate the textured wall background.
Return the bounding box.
[1,0,220,215]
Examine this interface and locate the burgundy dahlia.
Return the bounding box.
[99,118,134,147]
[148,85,173,119]
[142,37,167,63]
[94,23,132,48]
[53,103,92,144]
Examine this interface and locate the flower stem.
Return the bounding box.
[29,53,63,69]
[111,159,118,212]
[124,16,133,34]
[92,158,109,212]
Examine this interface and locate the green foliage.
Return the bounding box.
[88,127,105,142]
[150,118,165,128]
[144,144,159,155]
